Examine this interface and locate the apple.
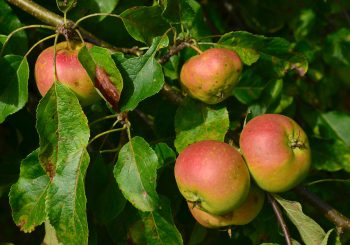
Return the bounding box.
[174,140,250,216]
[34,41,99,105]
[188,185,265,228]
[180,48,242,104]
[239,114,311,192]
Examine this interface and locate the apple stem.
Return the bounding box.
[189,44,203,54]
[0,24,56,57]
[267,193,293,245]
[88,125,127,145]
[53,34,59,81]
[73,13,121,29]
[24,34,57,58]
[75,29,86,46]
[89,115,118,127]
[294,186,350,232]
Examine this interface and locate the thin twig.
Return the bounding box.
[161,83,184,105]
[294,186,350,232]
[88,126,126,145]
[158,40,192,65]
[6,0,141,55]
[157,40,195,104]
[267,193,293,245]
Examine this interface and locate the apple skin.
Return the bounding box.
[35,41,99,105]
[239,114,311,193]
[174,140,250,216]
[188,185,265,228]
[180,48,242,104]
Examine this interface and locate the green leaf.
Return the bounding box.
[272,95,294,114]
[42,222,61,245]
[248,79,283,117]
[56,0,76,13]
[320,111,350,147]
[140,197,183,245]
[115,37,165,111]
[291,9,316,41]
[78,45,123,96]
[0,34,6,50]
[153,143,176,169]
[237,1,286,34]
[233,67,266,104]
[120,5,170,45]
[9,149,50,233]
[78,46,96,79]
[0,56,29,123]
[46,150,89,245]
[311,138,350,172]
[274,195,327,245]
[114,136,159,211]
[323,28,350,67]
[90,46,124,93]
[93,0,119,20]
[321,229,334,245]
[36,81,90,175]
[87,155,126,223]
[174,99,229,153]
[218,31,308,76]
[162,0,201,25]
[36,82,90,245]
[0,0,28,55]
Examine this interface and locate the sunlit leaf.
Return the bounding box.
[120,5,169,45]
[114,136,159,211]
[78,45,123,109]
[219,31,308,76]
[311,138,350,172]
[140,197,183,245]
[320,111,350,147]
[174,99,229,153]
[274,195,327,245]
[115,37,165,112]
[9,149,49,233]
[36,82,90,245]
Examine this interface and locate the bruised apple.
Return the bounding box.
[35,41,99,105]
[180,48,242,104]
[188,185,265,228]
[174,140,250,215]
[240,114,311,193]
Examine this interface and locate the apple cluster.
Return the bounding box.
[175,48,311,228]
[175,114,311,229]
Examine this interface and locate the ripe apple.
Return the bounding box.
[174,140,250,216]
[188,185,265,228]
[180,48,242,104]
[34,41,99,105]
[239,114,311,193]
